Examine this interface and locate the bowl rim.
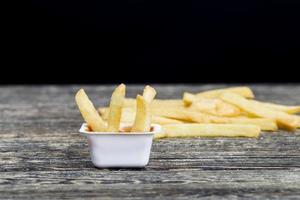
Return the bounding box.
[79,123,161,136]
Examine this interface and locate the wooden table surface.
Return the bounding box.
[1,85,300,199]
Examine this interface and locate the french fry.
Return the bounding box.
[221,92,299,130]
[107,84,126,131]
[100,107,184,125]
[136,85,157,130]
[75,89,107,132]
[159,124,261,139]
[151,107,226,123]
[218,118,277,131]
[182,87,254,103]
[143,85,157,103]
[150,108,202,122]
[124,98,184,108]
[251,100,300,114]
[189,98,241,117]
[152,116,184,125]
[131,95,151,132]
[193,86,254,99]
[184,93,241,117]
[184,88,254,105]
[99,108,184,125]
[214,100,241,117]
[152,108,277,131]
[131,86,157,132]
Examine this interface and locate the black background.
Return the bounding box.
[2,0,300,84]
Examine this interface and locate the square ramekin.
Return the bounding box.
[79,123,161,168]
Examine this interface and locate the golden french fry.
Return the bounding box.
[214,100,241,117]
[107,84,126,131]
[124,98,184,108]
[184,92,241,117]
[131,95,152,132]
[150,108,202,123]
[75,89,107,132]
[218,118,277,131]
[100,107,184,125]
[159,124,261,139]
[190,98,216,110]
[131,86,157,131]
[221,92,299,130]
[151,107,226,123]
[121,109,184,125]
[152,116,184,125]
[152,107,276,131]
[189,98,241,117]
[251,100,300,114]
[143,85,157,103]
[194,86,254,99]
[138,85,157,130]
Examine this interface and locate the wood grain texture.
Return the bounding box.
[0,85,300,199]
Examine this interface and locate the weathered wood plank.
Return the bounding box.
[0,85,300,199]
[0,170,299,199]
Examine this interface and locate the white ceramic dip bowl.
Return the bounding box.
[79,123,161,168]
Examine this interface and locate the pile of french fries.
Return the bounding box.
[76,85,300,139]
[75,84,157,133]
